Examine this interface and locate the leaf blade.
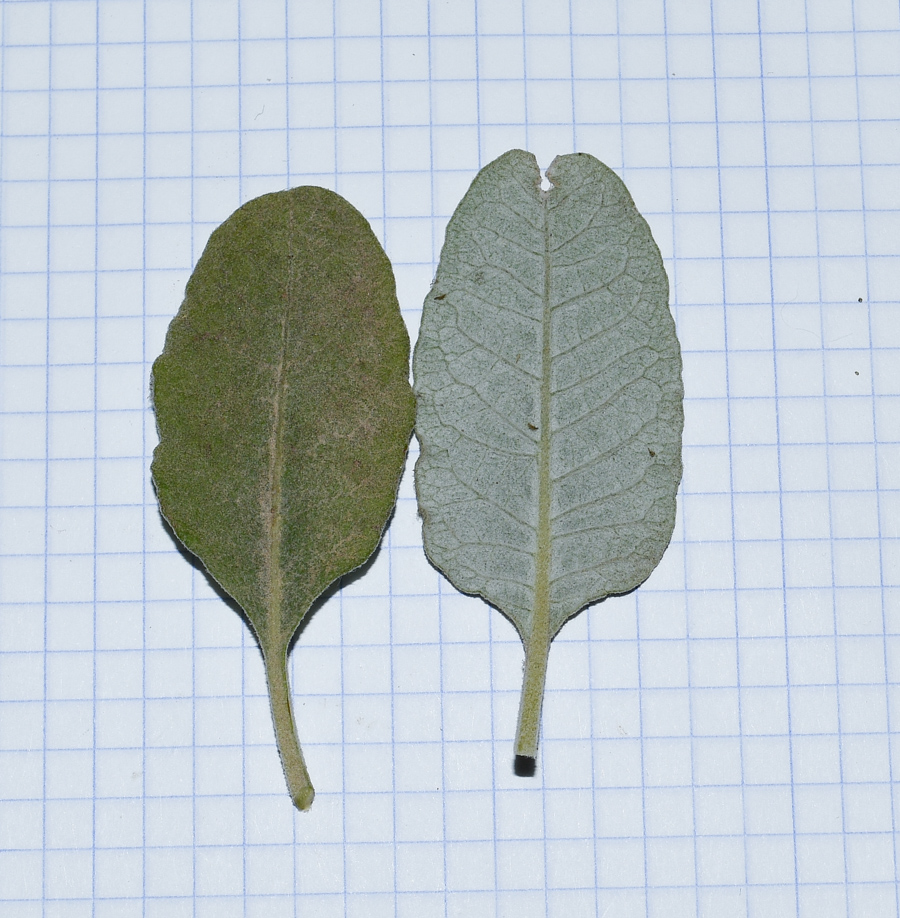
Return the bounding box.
[152,186,415,807]
[414,150,683,757]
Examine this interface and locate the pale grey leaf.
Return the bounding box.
[414,150,684,757]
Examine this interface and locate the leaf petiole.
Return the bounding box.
[515,621,551,759]
[263,644,315,811]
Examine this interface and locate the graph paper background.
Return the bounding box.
[1,0,899,915]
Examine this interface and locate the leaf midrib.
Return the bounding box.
[513,175,555,755]
[263,313,289,649]
[534,187,553,645]
[263,215,295,651]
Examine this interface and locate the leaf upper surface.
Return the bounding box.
[414,150,683,641]
[151,186,415,649]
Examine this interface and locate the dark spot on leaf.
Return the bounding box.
[648,449,656,457]
[528,423,537,431]
[434,293,446,300]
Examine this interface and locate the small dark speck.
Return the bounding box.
[434,293,446,300]
[648,449,656,457]
[858,297,863,302]
[528,423,538,431]
[855,371,860,376]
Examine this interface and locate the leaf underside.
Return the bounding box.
[152,186,415,807]
[414,150,684,757]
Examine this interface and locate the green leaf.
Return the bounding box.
[413,150,683,760]
[151,186,415,809]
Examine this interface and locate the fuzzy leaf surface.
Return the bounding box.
[414,150,683,753]
[151,186,414,806]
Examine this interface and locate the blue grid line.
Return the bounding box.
[711,0,755,896]
[1,777,894,800]
[91,1,100,911]
[140,2,149,912]
[807,3,853,908]
[189,0,200,907]
[566,0,602,912]
[613,4,648,913]
[421,13,451,917]
[327,3,352,909]
[851,0,900,911]
[40,1,51,909]
[4,200,899,226]
[1,159,896,175]
[377,4,402,913]
[281,1,301,907]
[520,2,552,911]
[748,0,802,910]
[233,5,250,912]
[664,4,705,911]
[6,27,898,48]
[5,345,900,361]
